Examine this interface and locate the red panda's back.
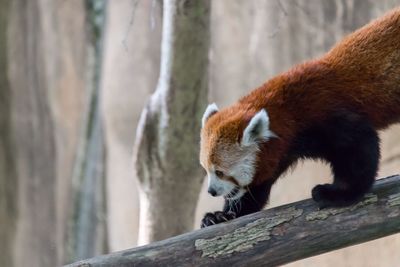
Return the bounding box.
[326,8,400,76]
[324,8,400,128]
[240,8,400,130]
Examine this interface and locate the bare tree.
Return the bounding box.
[66,0,107,262]
[133,0,211,244]
[100,0,162,250]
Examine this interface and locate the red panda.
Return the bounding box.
[200,8,400,228]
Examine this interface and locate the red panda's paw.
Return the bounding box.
[312,184,333,209]
[312,183,363,209]
[200,211,236,228]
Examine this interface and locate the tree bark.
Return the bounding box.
[67,175,400,267]
[133,0,211,245]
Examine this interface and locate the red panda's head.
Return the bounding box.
[200,103,277,200]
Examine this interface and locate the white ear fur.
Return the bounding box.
[202,103,219,127]
[242,109,276,146]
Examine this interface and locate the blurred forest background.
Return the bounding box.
[1,0,400,266]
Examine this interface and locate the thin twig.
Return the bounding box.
[122,0,140,51]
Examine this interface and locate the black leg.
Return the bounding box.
[200,180,272,228]
[310,112,380,208]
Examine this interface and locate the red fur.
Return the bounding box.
[202,8,400,185]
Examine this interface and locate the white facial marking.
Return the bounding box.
[242,109,277,146]
[202,103,219,127]
[228,152,257,186]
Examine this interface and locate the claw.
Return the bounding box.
[201,211,236,228]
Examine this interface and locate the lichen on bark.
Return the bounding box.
[387,193,400,207]
[195,207,303,258]
[306,193,378,221]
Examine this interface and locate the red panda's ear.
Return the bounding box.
[202,103,219,128]
[242,109,276,146]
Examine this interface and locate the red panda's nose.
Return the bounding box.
[208,188,217,197]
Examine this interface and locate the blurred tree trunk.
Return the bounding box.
[100,0,162,251]
[8,1,58,266]
[0,1,17,267]
[133,0,211,245]
[1,0,106,266]
[66,0,107,263]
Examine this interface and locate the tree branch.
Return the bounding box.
[67,175,400,267]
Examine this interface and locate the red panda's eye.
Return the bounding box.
[215,170,224,178]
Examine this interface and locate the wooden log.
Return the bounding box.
[67,175,400,267]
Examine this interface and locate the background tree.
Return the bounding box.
[133,0,211,244]
[100,0,162,251]
[0,0,107,266]
[0,1,16,266]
